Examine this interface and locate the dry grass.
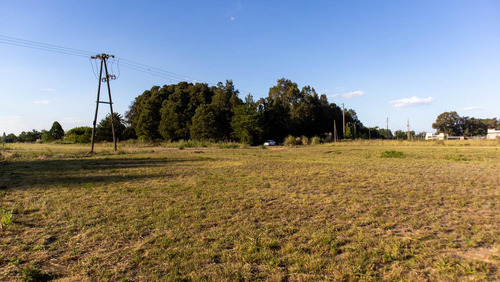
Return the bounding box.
[0,141,499,280]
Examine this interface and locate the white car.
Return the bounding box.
[263,140,276,146]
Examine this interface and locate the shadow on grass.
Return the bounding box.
[0,157,200,190]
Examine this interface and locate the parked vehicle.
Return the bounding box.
[263,140,276,146]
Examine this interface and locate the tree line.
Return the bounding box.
[432,111,498,136]
[5,79,495,145]
[1,113,133,144]
[125,78,372,144]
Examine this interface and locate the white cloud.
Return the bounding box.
[327,94,339,98]
[230,16,236,21]
[459,106,484,111]
[40,88,55,92]
[63,117,85,124]
[390,96,434,108]
[3,115,22,122]
[33,100,51,104]
[342,90,365,98]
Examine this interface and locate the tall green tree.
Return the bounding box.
[231,95,263,144]
[49,121,64,140]
[159,82,214,140]
[134,86,171,140]
[190,105,218,140]
[432,111,464,135]
[259,78,301,141]
[95,113,127,142]
[210,80,242,140]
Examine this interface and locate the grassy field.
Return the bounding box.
[0,141,499,280]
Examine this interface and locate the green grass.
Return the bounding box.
[0,141,499,280]
[381,150,405,158]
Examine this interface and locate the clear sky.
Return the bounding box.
[1,0,499,135]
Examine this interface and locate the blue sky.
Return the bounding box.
[1,0,499,135]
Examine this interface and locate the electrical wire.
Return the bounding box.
[0,35,96,55]
[0,35,96,57]
[89,58,99,79]
[118,63,186,83]
[119,58,214,85]
[0,35,264,96]
[116,58,121,79]
[0,39,89,58]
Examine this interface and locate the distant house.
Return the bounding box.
[486,128,500,140]
[425,133,445,140]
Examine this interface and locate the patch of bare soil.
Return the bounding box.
[456,247,500,264]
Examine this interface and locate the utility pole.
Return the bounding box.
[90,53,117,153]
[386,118,389,139]
[342,103,345,140]
[333,120,337,142]
[407,119,411,140]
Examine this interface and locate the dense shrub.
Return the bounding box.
[66,127,92,143]
[284,135,297,146]
[301,135,309,145]
[311,136,321,145]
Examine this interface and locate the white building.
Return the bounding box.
[486,128,500,140]
[425,133,445,140]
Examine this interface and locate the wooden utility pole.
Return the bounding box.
[342,103,345,139]
[407,119,411,140]
[386,118,389,139]
[90,53,117,153]
[333,120,338,142]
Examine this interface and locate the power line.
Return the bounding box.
[0,35,95,55]
[119,58,213,85]
[0,35,265,96]
[0,35,95,57]
[0,38,89,58]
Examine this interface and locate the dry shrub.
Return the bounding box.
[311,136,321,145]
[284,135,297,146]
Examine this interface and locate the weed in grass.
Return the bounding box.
[9,257,22,265]
[446,154,468,161]
[19,266,52,282]
[1,209,13,228]
[194,188,202,198]
[218,142,239,149]
[82,182,94,189]
[380,150,405,158]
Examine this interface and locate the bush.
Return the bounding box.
[301,135,309,145]
[66,127,92,144]
[323,133,333,143]
[311,136,321,145]
[284,135,297,147]
[380,150,405,158]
